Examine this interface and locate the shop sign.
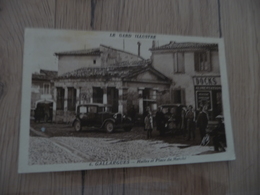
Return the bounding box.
[193,76,221,86]
[196,91,212,111]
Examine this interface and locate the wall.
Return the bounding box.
[58,45,143,76]
[100,45,143,66]
[152,51,220,107]
[58,55,101,76]
[152,52,174,78]
[31,80,54,108]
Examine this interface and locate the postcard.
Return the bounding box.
[19,28,235,173]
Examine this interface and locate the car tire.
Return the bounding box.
[74,120,82,131]
[105,121,114,133]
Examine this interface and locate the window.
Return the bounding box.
[79,106,87,114]
[172,89,185,104]
[93,60,96,64]
[88,106,97,113]
[174,52,185,73]
[93,87,103,103]
[57,87,64,110]
[143,88,151,99]
[194,51,211,72]
[43,83,50,94]
[68,87,76,111]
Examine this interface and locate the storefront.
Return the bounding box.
[193,76,222,120]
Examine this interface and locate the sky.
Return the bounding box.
[24,29,221,74]
[24,29,171,73]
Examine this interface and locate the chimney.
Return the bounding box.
[137,42,141,57]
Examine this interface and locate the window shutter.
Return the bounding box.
[207,51,211,72]
[194,52,200,71]
[173,53,177,73]
[177,52,185,73]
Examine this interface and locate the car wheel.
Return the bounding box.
[105,121,114,133]
[74,120,82,131]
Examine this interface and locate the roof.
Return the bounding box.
[77,103,112,107]
[160,104,186,108]
[54,44,144,59]
[54,48,101,56]
[100,44,144,60]
[32,69,58,80]
[150,42,218,51]
[56,60,150,80]
[55,59,171,83]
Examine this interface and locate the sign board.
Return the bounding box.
[193,76,221,86]
[196,91,212,110]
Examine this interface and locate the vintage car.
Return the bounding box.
[34,102,53,123]
[158,104,186,135]
[72,103,134,133]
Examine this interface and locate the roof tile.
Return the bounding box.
[150,42,218,51]
[57,60,151,79]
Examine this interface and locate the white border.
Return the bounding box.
[18,29,235,173]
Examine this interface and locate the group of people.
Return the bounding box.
[183,105,226,152]
[143,105,207,140]
[185,105,209,142]
[143,105,226,151]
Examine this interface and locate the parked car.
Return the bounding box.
[158,104,186,135]
[34,102,53,123]
[72,103,134,133]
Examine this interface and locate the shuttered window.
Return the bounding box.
[174,52,185,73]
[171,89,186,104]
[194,51,211,72]
[93,87,103,103]
[68,87,76,111]
[57,87,64,110]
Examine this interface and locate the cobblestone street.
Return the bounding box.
[29,122,216,165]
[30,122,206,145]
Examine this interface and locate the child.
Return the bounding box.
[144,112,153,139]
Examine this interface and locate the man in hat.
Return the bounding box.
[211,115,226,151]
[197,107,209,142]
[185,105,195,140]
[155,106,165,136]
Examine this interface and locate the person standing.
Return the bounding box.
[211,115,226,151]
[175,105,182,130]
[155,106,165,136]
[144,111,153,139]
[143,106,151,123]
[128,105,136,122]
[185,105,195,140]
[196,107,209,142]
[181,106,187,135]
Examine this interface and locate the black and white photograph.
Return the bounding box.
[19,29,235,173]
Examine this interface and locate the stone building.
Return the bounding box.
[31,69,57,121]
[53,45,171,122]
[55,44,144,76]
[150,42,222,120]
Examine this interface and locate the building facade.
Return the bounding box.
[53,45,171,123]
[31,69,57,121]
[150,42,222,120]
[55,45,144,76]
